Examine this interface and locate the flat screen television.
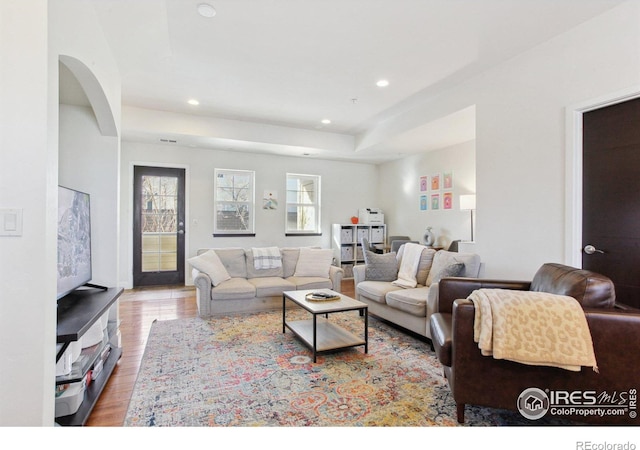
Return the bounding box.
[57,186,92,300]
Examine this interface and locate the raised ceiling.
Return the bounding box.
[79,0,624,162]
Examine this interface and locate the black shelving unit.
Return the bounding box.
[55,286,123,426]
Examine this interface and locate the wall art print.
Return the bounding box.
[431,193,440,210]
[263,190,278,210]
[443,171,453,189]
[443,192,453,210]
[420,176,428,192]
[431,173,440,191]
[420,195,428,211]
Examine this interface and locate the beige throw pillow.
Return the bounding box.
[188,249,231,286]
[294,248,333,278]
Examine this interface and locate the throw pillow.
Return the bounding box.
[294,248,333,278]
[188,249,231,286]
[364,250,398,281]
[426,251,465,285]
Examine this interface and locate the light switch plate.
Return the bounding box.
[1,209,23,236]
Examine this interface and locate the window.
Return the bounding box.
[214,169,255,236]
[286,173,321,235]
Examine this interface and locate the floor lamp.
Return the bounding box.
[459,194,476,242]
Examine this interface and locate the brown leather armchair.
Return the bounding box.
[429,263,640,425]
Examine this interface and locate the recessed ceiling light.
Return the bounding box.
[188,99,200,106]
[321,119,331,124]
[376,79,390,87]
[197,3,216,18]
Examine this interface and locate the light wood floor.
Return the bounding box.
[86,280,356,426]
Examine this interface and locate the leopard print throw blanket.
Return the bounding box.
[467,289,598,372]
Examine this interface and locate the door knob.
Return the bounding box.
[584,245,604,255]
[177,229,184,235]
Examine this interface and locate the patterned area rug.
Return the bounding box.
[124,310,559,427]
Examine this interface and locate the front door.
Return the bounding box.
[582,97,640,308]
[133,166,186,286]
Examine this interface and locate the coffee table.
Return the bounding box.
[282,289,368,363]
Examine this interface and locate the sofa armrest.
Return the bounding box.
[437,277,532,314]
[329,265,344,293]
[352,264,366,286]
[192,268,212,316]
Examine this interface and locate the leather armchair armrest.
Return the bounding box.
[430,313,453,367]
[437,278,532,314]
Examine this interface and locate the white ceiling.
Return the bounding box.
[64,0,624,162]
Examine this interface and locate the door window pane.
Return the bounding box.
[141,175,178,272]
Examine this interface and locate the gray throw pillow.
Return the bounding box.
[364,250,399,281]
[429,261,464,284]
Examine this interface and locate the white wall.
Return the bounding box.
[59,104,120,287]
[361,1,640,279]
[472,1,640,278]
[119,142,379,287]
[378,140,476,249]
[0,0,56,426]
[0,0,119,426]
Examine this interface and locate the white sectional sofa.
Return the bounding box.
[190,247,344,316]
[353,244,481,340]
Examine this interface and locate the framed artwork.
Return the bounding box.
[420,195,428,211]
[263,190,278,210]
[431,173,441,191]
[443,192,453,210]
[443,171,453,189]
[420,176,428,192]
[431,193,440,210]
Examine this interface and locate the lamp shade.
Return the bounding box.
[459,194,476,211]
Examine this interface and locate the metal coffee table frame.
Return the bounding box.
[282,289,368,363]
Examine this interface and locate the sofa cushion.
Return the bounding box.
[188,249,231,286]
[294,248,333,277]
[426,250,475,285]
[397,245,437,285]
[287,276,332,291]
[247,277,295,298]
[210,277,256,300]
[385,287,430,317]
[281,248,300,278]
[213,248,248,278]
[363,250,398,281]
[356,281,404,304]
[245,249,284,278]
[416,248,437,285]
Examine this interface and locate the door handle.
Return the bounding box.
[177,230,184,235]
[584,244,604,255]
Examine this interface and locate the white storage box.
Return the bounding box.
[55,340,82,376]
[341,246,354,260]
[370,226,385,243]
[55,380,85,418]
[340,228,353,243]
[82,311,109,348]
